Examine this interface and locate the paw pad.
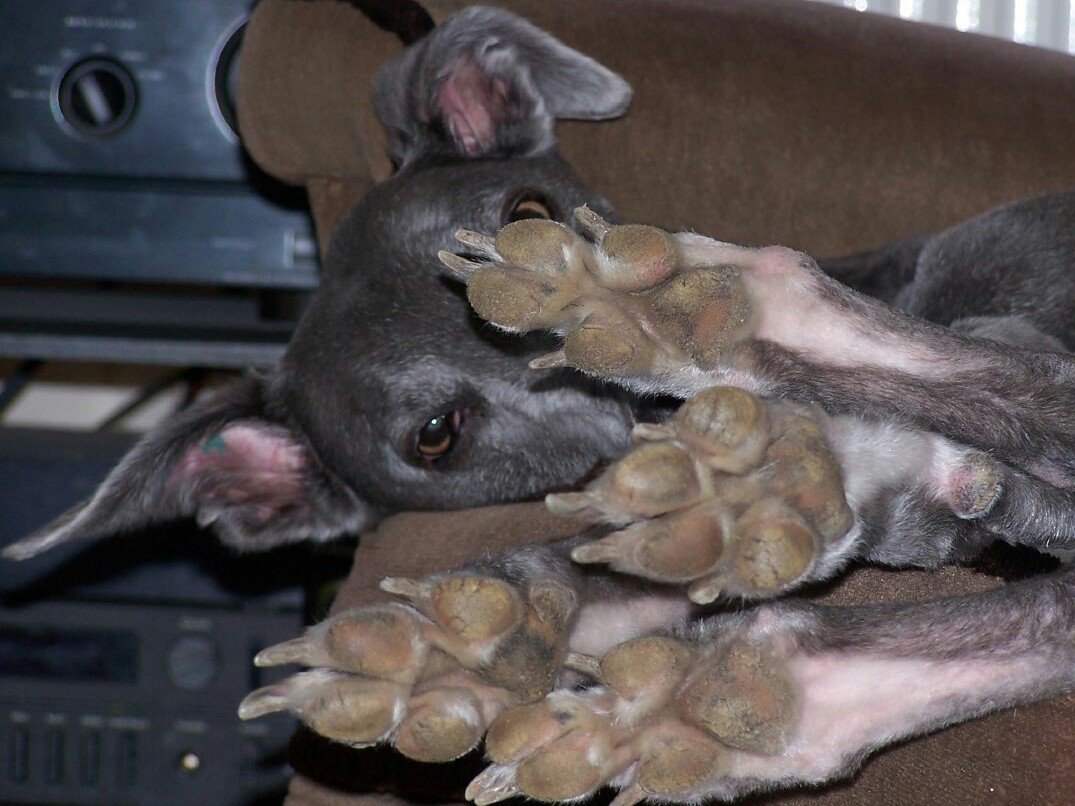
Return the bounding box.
[595,224,678,291]
[494,219,582,275]
[679,643,795,754]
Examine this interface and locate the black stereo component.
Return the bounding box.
[0,429,337,806]
[0,601,298,806]
[0,0,320,368]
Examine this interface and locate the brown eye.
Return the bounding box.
[416,411,462,460]
[507,195,552,222]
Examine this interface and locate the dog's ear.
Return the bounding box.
[374,6,631,165]
[3,376,372,561]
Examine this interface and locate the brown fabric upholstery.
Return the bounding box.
[239,0,1075,255]
[233,0,1075,803]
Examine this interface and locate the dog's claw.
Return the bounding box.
[630,422,673,442]
[529,350,570,370]
[466,764,522,805]
[564,651,602,677]
[574,204,611,240]
[608,783,647,806]
[254,635,312,667]
[545,490,597,517]
[380,575,430,600]
[686,578,723,605]
[238,685,290,720]
[558,387,852,599]
[570,540,623,564]
[438,250,482,280]
[454,228,500,257]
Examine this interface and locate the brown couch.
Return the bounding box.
[236,1,1075,804]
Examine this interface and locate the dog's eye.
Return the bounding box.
[506,194,552,222]
[416,410,463,460]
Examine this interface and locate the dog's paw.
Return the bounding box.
[440,209,755,381]
[547,386,853,602]
[239,573,576,762]
[466,630,796,805]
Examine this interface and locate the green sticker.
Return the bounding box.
[201,433,227,455]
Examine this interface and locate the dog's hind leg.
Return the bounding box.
[466,565,1075,804]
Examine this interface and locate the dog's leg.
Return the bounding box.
[443,212,1075,473]
[543,386,1006,601]
[238,541,695,762]
[442,214,1075,552]
[466,566,1075,805]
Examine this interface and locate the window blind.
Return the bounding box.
[809,0,1074,53]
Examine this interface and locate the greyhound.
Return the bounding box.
[6,6,1075,803]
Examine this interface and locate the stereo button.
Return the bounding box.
[116,732,137,788]
[7,725,28,783]
[79,731,101,786]
[57,58,138,137]
[167,635,219,691]
[44,729,64,783]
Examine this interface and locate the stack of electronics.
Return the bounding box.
[0,0,318,366]
[0,2,331,803]
[0,430,312,805]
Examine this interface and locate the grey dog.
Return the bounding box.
[8,7,1075,803]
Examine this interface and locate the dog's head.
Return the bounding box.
[6,7,642,561]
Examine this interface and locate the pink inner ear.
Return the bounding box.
[438,58,510,156]
[176,423,309,509]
